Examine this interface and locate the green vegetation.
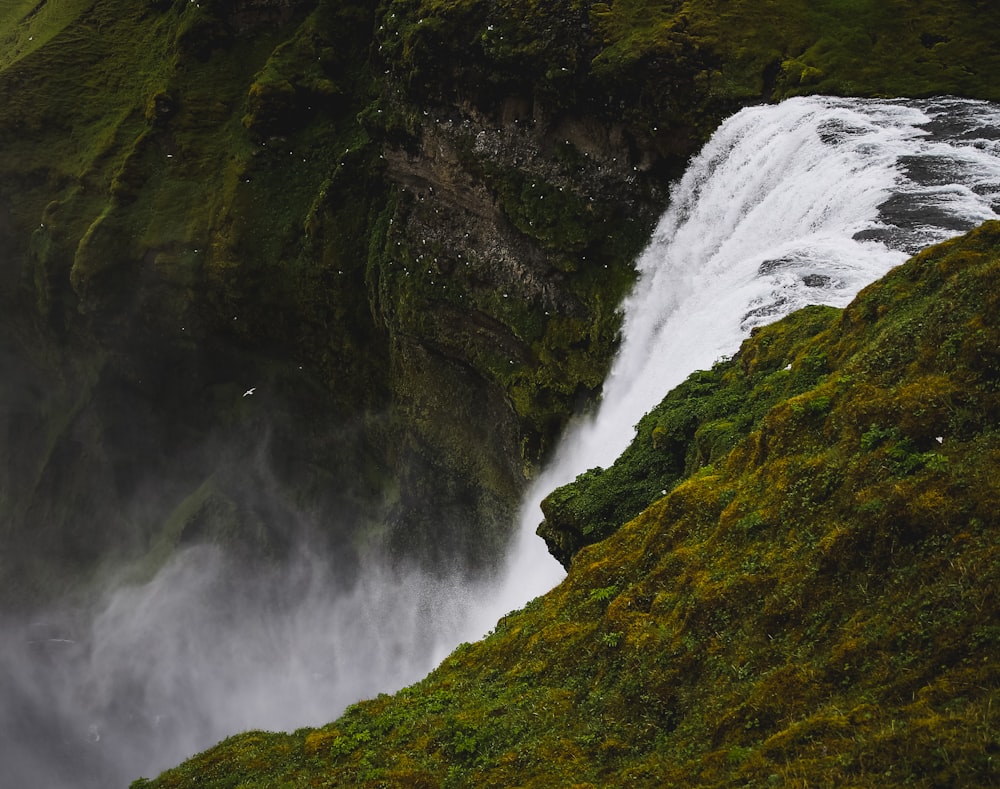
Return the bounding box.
[3,0,1000,779]
[540,304,840,565]
[591,0,1000,109]
[135,223,1000,787]
[376,0,1000,140]
[0,0,403,605]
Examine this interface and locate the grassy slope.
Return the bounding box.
[538,304,842,566]
[0,0,383,368]
[591,0,1000,111]
[135,222,1000,787]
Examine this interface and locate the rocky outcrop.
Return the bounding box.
[357,99,669,563]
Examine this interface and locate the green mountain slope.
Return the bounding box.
[134,221,1000,787]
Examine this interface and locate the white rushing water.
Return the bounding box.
[0,548,479,787]
[3,96,1000,787]
[473,95,1000,626]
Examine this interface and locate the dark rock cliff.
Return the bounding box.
[0,0,670,605]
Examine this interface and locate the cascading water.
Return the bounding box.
[473,95,1000,627]
[3,96,999,787]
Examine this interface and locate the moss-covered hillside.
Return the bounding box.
[137,221,1000,786]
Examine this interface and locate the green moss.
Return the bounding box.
[378,0,1000,155]
[0,0,408,603]
[611,0,1000,110]
[0,0,94,72]
[539,303,839,565]
[493,170,593,253]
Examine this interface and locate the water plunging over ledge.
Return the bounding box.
[475,95,1000,630]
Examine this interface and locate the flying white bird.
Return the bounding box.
[243,387,256,397]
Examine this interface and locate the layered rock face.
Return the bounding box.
[0,0,677,604]
[364,90,675,564]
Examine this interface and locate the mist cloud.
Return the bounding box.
[0,539,486,787]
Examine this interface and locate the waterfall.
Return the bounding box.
[3,96,999,787]
[472,95,1000,628]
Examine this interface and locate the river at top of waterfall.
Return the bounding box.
[482,95,1000,622]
